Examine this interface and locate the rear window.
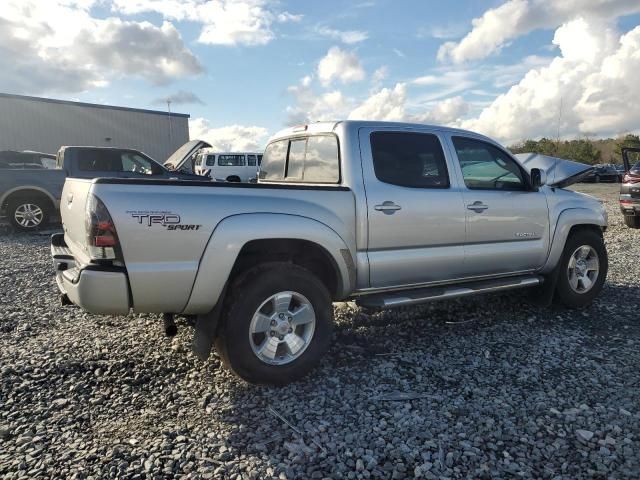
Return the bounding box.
[260,135,340,183]
[217,154,245,166]
[260,140,288,180]
[77,149,163,175]
[206,154,216,166]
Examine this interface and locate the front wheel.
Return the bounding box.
[215,263,333,385]
[554,229,608,308]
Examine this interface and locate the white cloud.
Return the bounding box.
[286,76,353,124]
[576,26,640,134]
[348,83,407,121]
[461,19,640,143]
[415,96,469,124]
[190,118,269,151]
[0,0,202,94]
[111,0,301,46]
[371,66,389,89]
[153,90,205,105]
[317,47,366,87]
[315,26,369,44]
[438,0,640,63]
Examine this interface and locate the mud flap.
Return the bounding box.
[527,263,561,307]
[192,288,227,360]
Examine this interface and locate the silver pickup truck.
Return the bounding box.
[52,121,607,385]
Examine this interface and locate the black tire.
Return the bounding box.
[226,176,241,183]
[215,263,333,385]
[7,197,50,231]
[624,215,640,229]
[554,229,608,308]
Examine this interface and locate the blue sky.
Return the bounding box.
[2,0,640,149]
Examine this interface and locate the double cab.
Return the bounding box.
[52,121,608,384]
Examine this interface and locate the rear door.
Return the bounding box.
[360,127,467,288]
[446,134,549,276]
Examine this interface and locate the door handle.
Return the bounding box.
[467,201,488,213]
[374,201,402,214]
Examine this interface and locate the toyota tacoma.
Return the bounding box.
[51,121,608,384]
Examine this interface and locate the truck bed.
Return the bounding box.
[61,177,357,314]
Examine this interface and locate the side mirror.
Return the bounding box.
[531,168,547,189]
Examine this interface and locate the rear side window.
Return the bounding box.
[260,135,340,183]
[370,132,449,188]
[77,150,124,172]
[205,154,216,166]
[247,154,257,166]
[77,150,162,175]
[217,154,244,166]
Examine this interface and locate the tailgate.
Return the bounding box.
[60,178,94,265]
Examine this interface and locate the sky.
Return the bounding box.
[1,0,640,151]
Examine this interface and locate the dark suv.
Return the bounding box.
[620,148,640,228]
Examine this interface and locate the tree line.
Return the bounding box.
[509,134,640,165]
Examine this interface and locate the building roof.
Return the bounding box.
[0,92,190,118]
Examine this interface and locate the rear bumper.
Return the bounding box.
[619,194,640,216]
[51,233,130,315]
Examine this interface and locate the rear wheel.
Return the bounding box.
[215,263,333,385]
[7,198,50,231]
[226,176,241,182]
[624,215,640,228]
[555,229,607,308]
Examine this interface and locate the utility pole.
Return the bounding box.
[167,99,173,146]
[556,97,563,155]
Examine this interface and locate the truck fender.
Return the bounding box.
[184,213,355,315]
[540,207,607,274]
[0,185,59,209]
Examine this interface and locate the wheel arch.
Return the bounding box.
[183,213,356,314]
[540,207,607,274]
[1,186,57,211]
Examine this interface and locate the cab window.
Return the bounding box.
[452,136,525,191]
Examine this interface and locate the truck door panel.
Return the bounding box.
[446,135,550,275]
[359,128,467,288]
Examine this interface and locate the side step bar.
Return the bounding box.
[356,274,543,309]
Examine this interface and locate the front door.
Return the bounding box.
[360,128,467,288]
[446,135,550,276]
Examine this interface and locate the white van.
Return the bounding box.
[194,150,263,182]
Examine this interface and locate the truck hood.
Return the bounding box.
[164,139,212,172]
[514,153,594,188]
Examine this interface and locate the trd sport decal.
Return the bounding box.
[127,211,202,231]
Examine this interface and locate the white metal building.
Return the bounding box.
[0,93,189,162]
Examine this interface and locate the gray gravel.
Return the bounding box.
[1,184,639,479]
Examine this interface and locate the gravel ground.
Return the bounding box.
[1,184,639,479]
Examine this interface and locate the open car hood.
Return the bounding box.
[514,153,594,188]
[164,139,212,172]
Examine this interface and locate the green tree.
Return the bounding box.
[614,134,640,163]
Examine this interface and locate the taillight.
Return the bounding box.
[623,173,640,184]
[86,194,121,261]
